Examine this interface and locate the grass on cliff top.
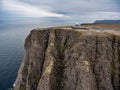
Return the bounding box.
[101,32,120,38]
[81,23,120,30]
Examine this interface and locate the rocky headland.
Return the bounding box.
[14,26,120,90]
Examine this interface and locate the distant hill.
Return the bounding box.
[94,20,120,24]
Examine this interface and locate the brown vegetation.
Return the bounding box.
[81,23,120,30]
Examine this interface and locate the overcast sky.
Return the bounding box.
[0,0,120,23]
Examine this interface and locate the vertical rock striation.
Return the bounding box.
[14,28,120,90]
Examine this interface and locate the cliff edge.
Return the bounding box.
[14,27,120,90]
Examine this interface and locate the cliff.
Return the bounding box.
[14,27,120,90]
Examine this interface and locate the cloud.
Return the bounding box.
[74,11,120,20]
[89,11,120,20]
[1,0,64,18]
[1,0,120,22]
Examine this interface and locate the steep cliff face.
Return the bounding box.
[14,28,120,90]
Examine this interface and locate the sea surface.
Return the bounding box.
[0,20,72,90]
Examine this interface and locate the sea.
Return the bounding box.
[0,20,73,90]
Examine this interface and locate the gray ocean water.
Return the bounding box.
[0,21,72,90]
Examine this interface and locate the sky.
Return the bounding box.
[0,0,120,23]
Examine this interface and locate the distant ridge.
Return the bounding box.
[94,20,120,24]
